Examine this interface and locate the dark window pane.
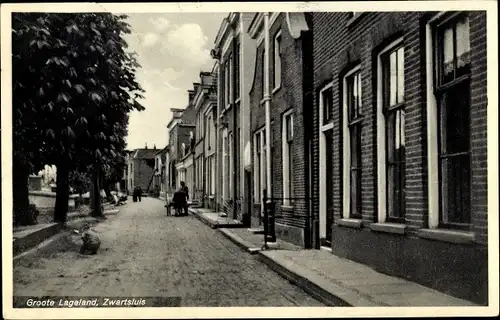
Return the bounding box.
[350,125,360,168]
[441,154,471,224]
[322,88,333,124]
[439,84,470,154]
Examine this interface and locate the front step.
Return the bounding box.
[248,228,265,235]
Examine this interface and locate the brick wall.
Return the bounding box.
[312,11,487,242]
[311,11,488,303]
[248,13,313,245]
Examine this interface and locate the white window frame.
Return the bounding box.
[253,132,261,203]
[425,12,474,229]
[376,37,405,224]
[222,128,228,201]
[274,30,282,91]
[342,65,362,220]
[253,127,266,206]
[229,54,233,108]
[282,109,294,206]
[319,82,334,239]
[228,132,233,199]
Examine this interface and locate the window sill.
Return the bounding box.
[235,98,241,105]
[280,205,294,213]
[417,228,475,244]
[208,195,215,200]
[337,218,363,229]
[369,222,407,235]
[272,85,282,95]
[260,98,266,106]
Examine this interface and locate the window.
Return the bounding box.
[322,87,333,125]
[282,111,294,205]
[262,129,267,196]
[228,132,233,199]
[261,49,266,100]
[343,67,363,219]
[274,31,282,89]
[207,114,212,149]
[254,133,261,203]
[235,41,241,100]
[224,59,230,107]
[435,14,471,227]
[228,54,233,105]
[380,44,406,222]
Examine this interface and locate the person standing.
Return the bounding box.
[180,181,189,216]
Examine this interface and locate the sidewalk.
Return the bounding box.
[212,226,478,307]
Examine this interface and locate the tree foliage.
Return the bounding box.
[12,13,145,224]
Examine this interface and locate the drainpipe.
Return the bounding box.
[263,12,272,198]
[231,22,238,220]
[215,61,221,213]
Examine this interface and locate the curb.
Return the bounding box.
[13,223,62,256]
[256,251,390,307]
[189,209,245,229]
[218,229,261,254]
[256,251,355,307]
[13,217,100,261]
[190,209,217,229]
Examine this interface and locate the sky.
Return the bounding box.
[122,12,227,150]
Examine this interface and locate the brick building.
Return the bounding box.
[153,146,168,198]
[310,11,487,304]
[166,107,196,193]
[189,69,218,208]
[211,12,256,222]
[247,12,314,247]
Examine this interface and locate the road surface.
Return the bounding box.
[13,197,324,307]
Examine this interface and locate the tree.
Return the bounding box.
[12,13,145,225]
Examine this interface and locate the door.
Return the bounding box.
[324,129,334,246]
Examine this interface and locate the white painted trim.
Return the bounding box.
[376,37,404,224]
[260,129,266,208]
[282,108,294,206]
[248,13,264,39]
[253,133,260,204]
[342,65,362,220]
[318,82,333,239]
[221,35,233,57]
[221,128,228,201]
[257,32,264,46]
[425,13,447,229]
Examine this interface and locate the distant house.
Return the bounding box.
[126,146,158,193]
[154,146,169,199]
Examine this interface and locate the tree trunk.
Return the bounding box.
[13,159,31,226]
[54,161,70,223]
[91,163,103,217]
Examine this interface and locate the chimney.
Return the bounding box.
[154,144,156,150]
[145,142,148,149]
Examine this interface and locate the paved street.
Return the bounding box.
[13,198,324,307]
